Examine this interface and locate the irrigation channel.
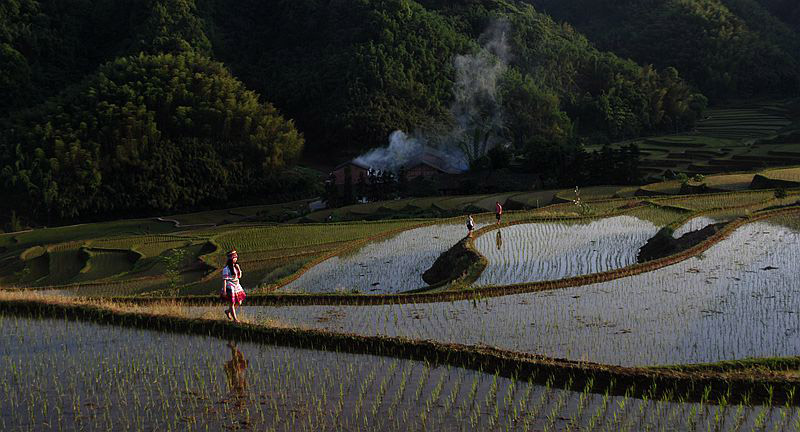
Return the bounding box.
[2,313,800,431]
[187,216,800,366]
[473,216,658,286]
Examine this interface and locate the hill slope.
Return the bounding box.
[11,0,797,226]
[528,0,800,99]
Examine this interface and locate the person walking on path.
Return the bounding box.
[466,214,475,238]
[221,249,246,322]
[495,201,503,224]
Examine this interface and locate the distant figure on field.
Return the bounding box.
[495,201,503,224]
[221,249,246,322]
[496,229,503,250]
[466,215,475,238]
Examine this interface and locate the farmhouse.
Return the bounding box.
[405,152,462,180]
[330,160,370,186]
[330,151,461,186]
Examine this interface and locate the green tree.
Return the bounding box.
[1,52,303,222]
[131,0,212,55]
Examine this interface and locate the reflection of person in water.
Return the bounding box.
[495,229,503,250]
[224,341,248,407]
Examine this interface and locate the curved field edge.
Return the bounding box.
[264,218,444,292]
[97,205,800,306]
[0,296,798,406]
[268,188,786,293]
[3,187,783,292]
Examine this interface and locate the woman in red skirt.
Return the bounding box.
[221,249,246,322]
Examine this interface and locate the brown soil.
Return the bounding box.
[422,237,481,286]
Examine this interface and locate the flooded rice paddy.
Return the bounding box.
[1,314,795,431]
[207,220,800,366]
[278,222,488,294]
[672,216,722,238]
[279,215,658,294]
[474,216,659,286]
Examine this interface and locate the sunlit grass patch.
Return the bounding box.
[213,220,423,255]
[73,248,139,282]
[166,199,314,226]
[652,190,775,211]
[760,167,800,183]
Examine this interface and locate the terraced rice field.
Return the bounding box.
[637,173,757,195]
[671,216,721,238]
[5,187,800,430]
[596,102,799,180]
[2,314,797,432]
[278,221,490,294]
[652,190,776,211]
[695,108,791,140]
[474,216,658,286]
[209,216,800,366]
[760,167,800,183]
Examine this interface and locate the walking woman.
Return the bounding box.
[466,214,475,238]
[221,249,246,322]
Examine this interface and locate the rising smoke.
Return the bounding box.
[353,19,512,173]
[449,19,510,165]
[353,131,424,173]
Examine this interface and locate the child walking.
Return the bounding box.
[221,249,246,322]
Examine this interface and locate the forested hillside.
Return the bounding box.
[208,0,704,153]
[1,0,796,226]
[528,0,800,99]
[0,0,307,225]
[752,0,800,32]
[0,0,147,117]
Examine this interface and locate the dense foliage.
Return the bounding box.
[205,0,472,154]
[0,0,307,225]
[208,0,703,152]
[1,0,796,224]
[529,0,800,99]
[0,0,148,116]
[1,53,303,223]
[752,0,800,32]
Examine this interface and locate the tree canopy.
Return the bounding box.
[1,52,303,222]
[2,0,797,224]
[528,0,800,99]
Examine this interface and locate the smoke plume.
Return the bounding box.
[353,131,424,173]
[353,19,511,173]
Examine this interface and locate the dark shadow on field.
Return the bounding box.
[495,230,502,250]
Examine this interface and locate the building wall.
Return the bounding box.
[332,164,368,185]
[406,164,440,181]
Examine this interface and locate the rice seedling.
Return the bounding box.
[279,221,489,294]
[4,185,800,430]
[474,216,659,286]
[218,216,800,366]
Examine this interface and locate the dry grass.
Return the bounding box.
[0,289,299,328]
